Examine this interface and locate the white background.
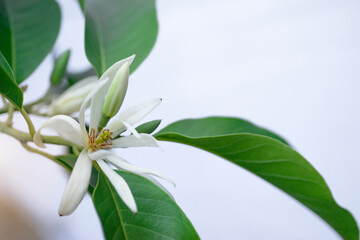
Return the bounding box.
[0,0,359,239]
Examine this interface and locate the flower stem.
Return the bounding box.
[19,107,36,137]
[0,121,82,149]
[21,142,71,170]
[21,142,56,161]
[25,93,50,109]
[1,96,6,105]
[6,104,14,126]
[29,111,48,117]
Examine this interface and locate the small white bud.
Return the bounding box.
[102,61,130,118]
[47,76,98,116]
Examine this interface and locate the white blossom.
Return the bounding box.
[47,76,98,116]
[34,55,173,216]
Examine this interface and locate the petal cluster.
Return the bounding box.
[34,55,173,216]
[47,76,98,116]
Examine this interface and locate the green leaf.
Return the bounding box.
[50,50,71,85]
[136,119,161,134]
[55,154,76,172]
[84,0,158,76]
[0,0,61,83]
[0,51,22,108]
[156,117,288,144]
[93,170,200,240]
[154,118,359,240]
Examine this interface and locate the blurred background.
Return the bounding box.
[0,0,359,239]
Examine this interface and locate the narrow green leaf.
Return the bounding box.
[0,0,61,83]
[84,0,158,76]
[51,50,71,85]
[155,118,359,240]
[93,170,200,240]
[136,119,161,134]
[0,51,22,108]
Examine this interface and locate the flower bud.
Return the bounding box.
[101,61,129,118]
[47,76,97,116]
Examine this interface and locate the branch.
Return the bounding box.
[21,143,72,171]
[6,104,14,126]
[0,121,83,149]
[21,142,56,160]
[19,107,36,137]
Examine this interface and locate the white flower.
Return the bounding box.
[47,76,98,116]
[34,55,173,216]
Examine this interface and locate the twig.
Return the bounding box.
[21,142,56,160]
[0,121,83,149]
[6,104,14,126]
[21,142,70,170]
[19,107,36,137]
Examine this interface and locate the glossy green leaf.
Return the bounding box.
[93,170,200,240]
[0,0,60,83]
[136,119,161,134]
[154,118,359,240]
[51,50,71,85]
[84,0,158,76]
[156,117,288,144]
[0,51,22,108]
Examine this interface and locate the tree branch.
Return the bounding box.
[0,121,83,149]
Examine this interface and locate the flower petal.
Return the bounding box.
[79,77,110,135]
[47,76,98,116]
[90,150,174,187]
[121,121,140,138]
[63,75,98,94]
[106,98,162,135]
[58,150,92,216]
[33,115,83,148]
[89,55,135,129]
[48,97,85,117]
[60,76,99,97]
[97,160,137,213]
[104,153,175,186]
[89,80,111,130]
[111,134,159,148]
[98,54,135,82]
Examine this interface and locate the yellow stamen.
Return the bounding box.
[86,128,113,151]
